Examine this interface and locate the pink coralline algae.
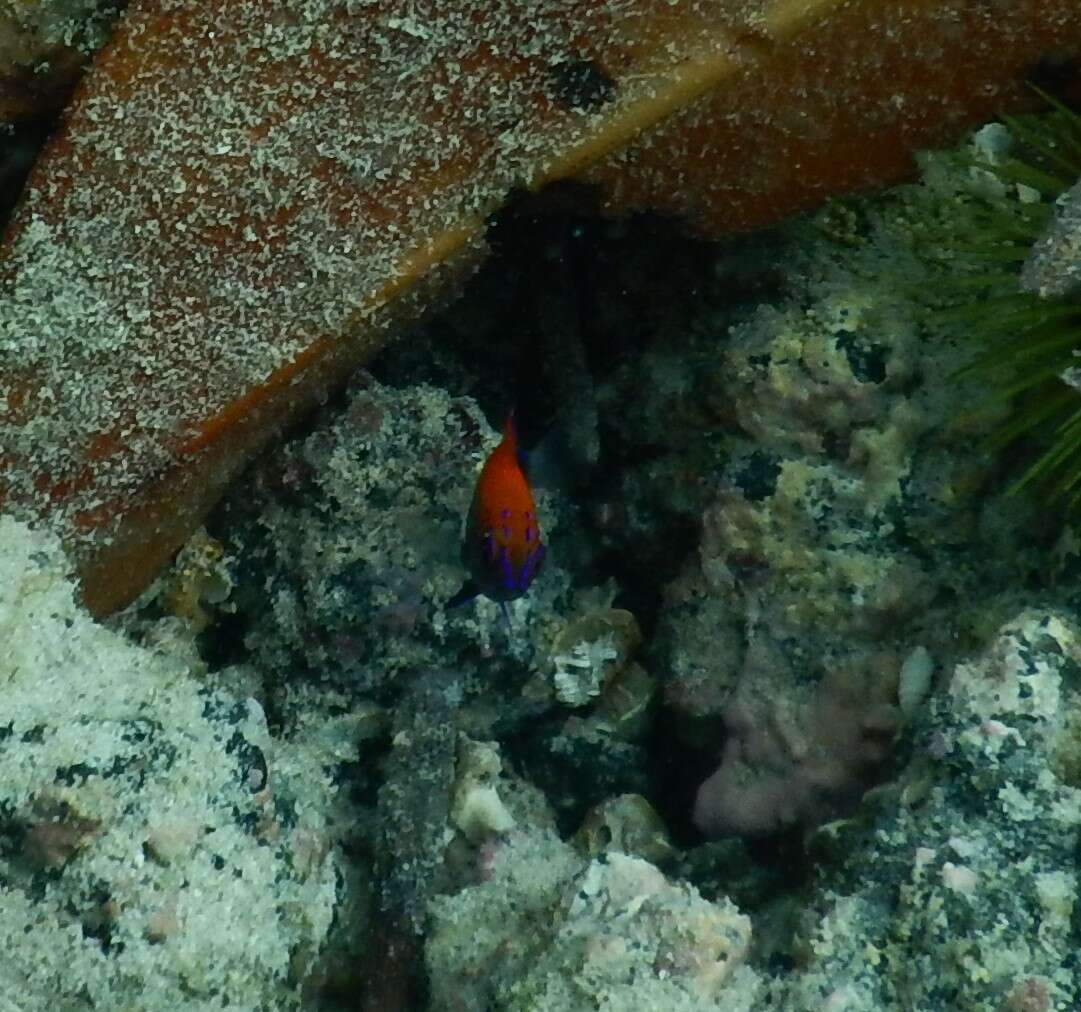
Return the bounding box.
[693,659,902,837]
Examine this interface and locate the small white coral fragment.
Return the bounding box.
[450,737,516,843]
[941,861,979,896]
[553,635,619,706]
[549,608,642,707]
[454,785,515,844]
[898,645,933,718]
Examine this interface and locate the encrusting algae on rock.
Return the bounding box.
[781,611,1081,1010]
[0,515,341,1009]
[1,0,1078,616]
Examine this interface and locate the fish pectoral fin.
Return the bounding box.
[446,579,480,609]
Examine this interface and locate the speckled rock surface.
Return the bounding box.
[7,106,1081,1010]
[638,146,1050,837]
[1022,176,1081,301]
[219,376,575,703]
[0,0,120,54]
[216,374,660,838]
[427,825,761,1012]
[0,515,343,1010]
[780,610,1081,1010]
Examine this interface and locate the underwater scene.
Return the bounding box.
[2,2,1081,1010]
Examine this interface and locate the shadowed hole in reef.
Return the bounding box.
[203,187,783,679]
[0,119,57,231]
[644,705,720,846]
[366,190,800,862]
[371,186,786,629]
[198,187,794,861]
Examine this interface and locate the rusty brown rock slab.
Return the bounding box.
[587,0,1081,233]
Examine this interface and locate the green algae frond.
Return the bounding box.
[922,92,1081,510]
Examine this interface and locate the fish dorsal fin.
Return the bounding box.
[502,411,518,450]
[502,411,532,472]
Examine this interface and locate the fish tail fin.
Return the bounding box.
[446,579,479,609]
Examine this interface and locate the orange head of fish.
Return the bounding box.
[455,413,545,605]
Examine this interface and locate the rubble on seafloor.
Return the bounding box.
[4,107,1081,1011]
[641,134,1061,840]
[5,508,1080,1009]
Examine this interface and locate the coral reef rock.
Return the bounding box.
[3,0,1077,616]
[782,610,1081,1011]
[220,377,575,716]
[647,144,1051,837]
[427,827,761,1012]
[1022,176,1081,301]
[0,515,341,1010]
